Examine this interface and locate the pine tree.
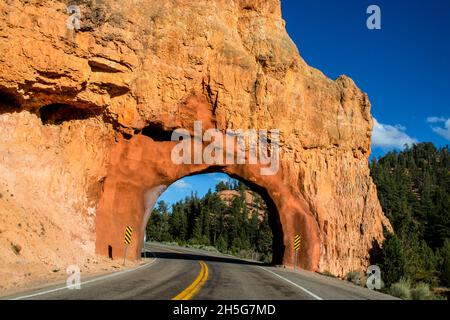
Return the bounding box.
[378,232,407,286]
[146,208,162,241]
[145,179,275,262]
[371,143,450,287]
[438,240,450,287]
[215,181,229,192]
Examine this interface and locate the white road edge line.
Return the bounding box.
[258,266,323,300]
[10,252,158,300]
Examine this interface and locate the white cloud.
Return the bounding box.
[372,118,418,149]
[427,116,447,124]
[214,176,228,183]
[172,180,191,189]
[427,117,450,141]
[209,173,229,183]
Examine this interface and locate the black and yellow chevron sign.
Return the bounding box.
[124,226,133,245]
[294,234,301,251]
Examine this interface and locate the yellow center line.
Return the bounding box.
[172,261,209,300]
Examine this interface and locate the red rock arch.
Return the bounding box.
[95,134,322,271]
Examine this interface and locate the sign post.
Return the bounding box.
[123,226,133,266]
[294,234,301,271]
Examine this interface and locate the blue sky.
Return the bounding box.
[159,0,450,207]
[281,0,450,155]
[158,173,233,208]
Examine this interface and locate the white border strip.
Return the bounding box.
[10,255,158,300]
[258,266,323,300]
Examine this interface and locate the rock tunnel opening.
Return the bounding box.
[95,135,320,271]
[142,172,285,265]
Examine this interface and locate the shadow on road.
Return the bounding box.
[142,251,270,266]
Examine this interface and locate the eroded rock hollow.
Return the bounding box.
[0,0,391,285]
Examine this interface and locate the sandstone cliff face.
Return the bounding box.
[0,0,391,289]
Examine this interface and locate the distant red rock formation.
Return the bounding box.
[217,189,267,221]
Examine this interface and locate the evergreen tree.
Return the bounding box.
[146,208,162,241]
[438,240,450,287]
[215,181,229,192]
[169,204,188,242]
[378,232,408,286]
[146,179,274,262]
[370,143,450,288]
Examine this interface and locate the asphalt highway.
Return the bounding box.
[5,242,397,300]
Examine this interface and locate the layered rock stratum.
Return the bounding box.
[0,0,391,292]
